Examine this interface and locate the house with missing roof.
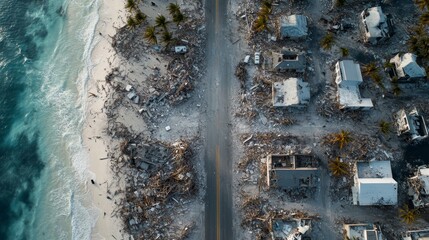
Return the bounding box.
[394,108,428,142]
[360,6,393,45]
[272,78,310,107]
[343,223,386,240]
[408,165,429,208]
[266,154,318,190]
[389,53,427,81]
[335,60,373,110]
[268,48,306,73]
[271,218,311,240]
[279,15,308,39]
[352,161,397,206]
[402,229,429,240]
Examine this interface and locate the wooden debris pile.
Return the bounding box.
[235,62,247,90]
[114,138,197,240]
[240,194,317,239]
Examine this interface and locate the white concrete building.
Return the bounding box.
[409,166,429,208]
[272,78,310,107]
[390,53,427,81]
[360,6,393,44]
[343,223,386,240]
[394,108,428,142]
[335,60,373,110]
[402,229,429,240]
[352,161,397,206]
[279,15,308,39]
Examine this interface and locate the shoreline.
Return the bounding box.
[82,0,126,239]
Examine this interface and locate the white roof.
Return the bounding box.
[355,161,398,206]
[361,6,388,39]
[272,78,310,107]
[280,15,308,38]
[337,60,363,83]
[390,53,426,78]
[336,60,373,109]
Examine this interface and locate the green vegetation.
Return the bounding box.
[379,120,391,135]
[252,0,273,33]
[340,47,349,57]
[143,25,158,44]
[399,205,418,224]
[328,130,352,150]
[321,32,334,50]
[328,157,349,177]
[415,0,429,10]
[155,15,169,30]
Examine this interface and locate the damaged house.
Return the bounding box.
[266,154,318,190]
[360,6,393,45]
[272,78,310,107]
[335,60,373,110]
[394,108,428,142]
[267,49,306,73]
[389,53,427,81]
[402,229,429,240]
[408,165,429,208]
[352,161,398,206]
[271,218,311,240]
[343,223,386,240]
[279,15,308,39]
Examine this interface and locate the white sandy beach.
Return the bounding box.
[83,0,126,239]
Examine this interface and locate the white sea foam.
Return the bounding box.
[14,0,104,238]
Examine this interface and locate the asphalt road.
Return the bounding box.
[203,0,233,239]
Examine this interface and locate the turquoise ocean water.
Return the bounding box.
[0,0,101,239]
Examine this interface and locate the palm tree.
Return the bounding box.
[155,15,168,30]
[392,83,401,96]
[329,130,352,149]
[370,72,384,89]
[161,30,174,46]
[259,5,272,17]
[125,0,137,12]
[340,47,349,57]
[408,26,429,59]
[415,0,429,10]
[127,16,138,29]
[321,32,334,50]
[399,205,418,224]
[167,3,181,16]
[143,25,157,44]
[253,15,269,32]
[173,11,185,26]
[379,120,391,135]
[362,62,378,77]
[335,0,346,7]
[261,0,272,11]
[420,11,429,25]
[328,157,349,177]
[135,10,147,24]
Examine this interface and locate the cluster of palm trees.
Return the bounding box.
[362,62,385,90]
[325,130,353,177]
[252,0,273,32]
[143,3,185,46]
[408,0,429,59]
[125,0,147,28]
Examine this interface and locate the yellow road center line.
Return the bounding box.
[216,145,221,240]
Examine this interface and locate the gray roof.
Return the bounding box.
[272,49,306,72]
[267,154,318,189]
[280,15,308,38]
[390,53,427,79]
